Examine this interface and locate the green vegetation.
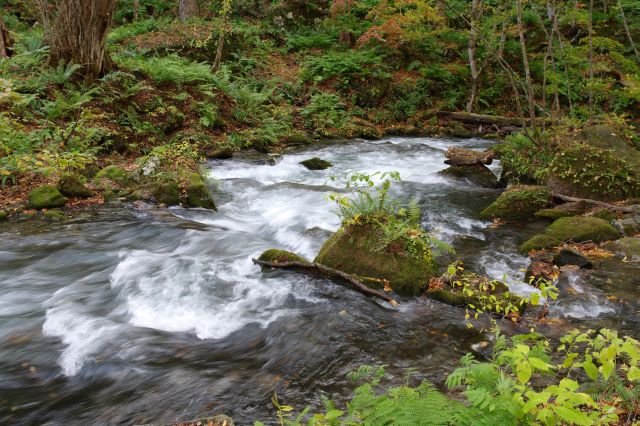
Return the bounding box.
[260,329,640,425]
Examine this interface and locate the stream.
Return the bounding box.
[1,137,638,425]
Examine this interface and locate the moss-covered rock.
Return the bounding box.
[150,176,181,205]
[28,185,66,210]
[590,208,617,222]
[314,224,438,296]
[0,210,8,221]
[94,165,131,187]
[44,208,66,221]
[258,249,309,264]
[300,157,333,170]
[204,145,234,160]
[441,164,499,188]
[283,131,313,146]
[604,237,640,261]
[534,201,587,220]
[184,171,216,209]
[519,216,620,254]
[480,185,552,220]
[58,173,94,199]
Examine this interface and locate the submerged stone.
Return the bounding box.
[480,185,552,220]
[314,224,438,296]
[28,185,66,210]
[300,157,333,171]
[44,208,66,221]
[553,248,593,269]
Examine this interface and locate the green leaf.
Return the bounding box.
[517,363,532,384]
[324,409,344,420]
[628,366,640,381]
[554,406,592,426]
[528,357,550,372]
[582,360,598,381]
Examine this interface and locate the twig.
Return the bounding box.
[252,258,399,307]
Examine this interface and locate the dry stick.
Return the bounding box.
[617,0,640,63]
[252,259,399,307]
[553,193,633,213]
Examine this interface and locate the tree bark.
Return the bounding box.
[0,15,13,58]
[587,0,595,114]
[213,0,231,71]
[179,0,200,21]
[36,0,117,84]
[252,258,399,307]
[552,193,632,213]
[134,0,139,21]
[617,0,639,64]
[466,0,482,113]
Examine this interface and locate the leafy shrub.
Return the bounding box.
[285,29,336,51]
[116,53,216,86]
[300,92,347,131]
[300,49,388,85]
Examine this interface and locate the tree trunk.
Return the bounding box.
[134,0,139,21]
[0,15,13,58]
[179,0,200,21]
[587,0,595,114]
[36,0,117,84]
[466,0,482,113]
[516,0,537,132]
[617,0,639,63]
[212,0,231,71]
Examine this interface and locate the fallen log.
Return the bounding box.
[552,193,632,213]
[445,147,494,165]
[436,111,552,128]
[252,258,399,307]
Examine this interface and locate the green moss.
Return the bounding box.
[44,208,65,221]
[480,185,552,220]
[0,210,8,221]
[183,171,216,209]
[58,173,94,199]
[518,235,561,254]
[300,157,333,171]
[604,237,640,261]
[150,176,181,205]
[519,216,620,254]
[258,249,309,264]
[28,185,66,210]
[314,224,438,296]
[94,165,130,187]
[534,202,587,220]
[590,208,617,222]
[546,216,620,242]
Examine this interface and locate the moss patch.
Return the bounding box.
[534,201,587,220]
[58,173,94,199]
[258,249,309,264]
[28,185,66,210]
[183,171,216,209]
[480,185,552,220]
[94,165,131,187]
[314,224,438,296]
[519,216,620,254]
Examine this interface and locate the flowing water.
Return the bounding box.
[1,137,638,425]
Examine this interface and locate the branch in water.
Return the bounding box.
[251,258,399,307]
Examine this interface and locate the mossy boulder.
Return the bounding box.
[441,164,500,188]
[258,249,309,264]
[44,208,66,221]
[534,201,587,220]
[314,224,438,296]
[519,216,620,254]
[28,185,66,210]
[58,173,94,199]
[94,165,131,187]
[604,237,640,261]
[184,171,216,209]
[480,185,552,220]
[204,145,234,160]
[284,131,313,146]
[0,210,8,221]
[150,176,181,205]
[300,157,333,171]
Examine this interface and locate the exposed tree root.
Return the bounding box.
[552,193,632,213]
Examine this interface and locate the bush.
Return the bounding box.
[300,49,388,86]
[300,92,347,131]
